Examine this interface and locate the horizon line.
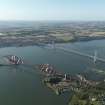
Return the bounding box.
[0,20,105,22]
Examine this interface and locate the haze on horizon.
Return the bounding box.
[0,0,105,21]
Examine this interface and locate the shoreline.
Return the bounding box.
[0,36,105,48]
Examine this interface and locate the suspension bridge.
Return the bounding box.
[47,41,105,63]
[54,46,105,63]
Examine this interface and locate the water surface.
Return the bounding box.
[0,40,105,105]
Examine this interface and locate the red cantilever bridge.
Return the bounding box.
[3,55,24,65]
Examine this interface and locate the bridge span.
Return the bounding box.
[55,47,105,63]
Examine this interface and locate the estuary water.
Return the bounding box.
[0,39,105,105]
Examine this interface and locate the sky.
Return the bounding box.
[0,0,105,21]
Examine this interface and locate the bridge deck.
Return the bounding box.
[56,47,105,63]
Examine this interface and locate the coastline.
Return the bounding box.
[0,36,105,48]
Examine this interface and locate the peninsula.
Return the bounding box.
[37,64,105,105]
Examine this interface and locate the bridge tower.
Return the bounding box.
[93,50,97,64]
[52,40,56,50]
